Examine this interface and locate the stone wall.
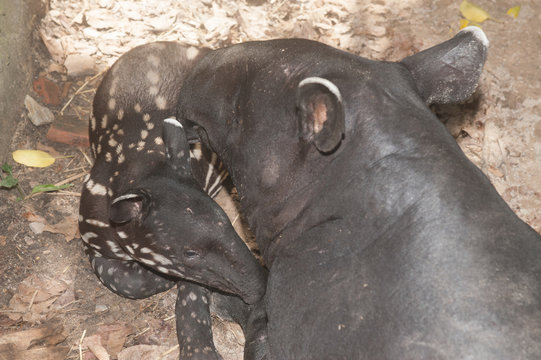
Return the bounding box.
[0,0,47,161]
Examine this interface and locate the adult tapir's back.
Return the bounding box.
[178,28,541,359]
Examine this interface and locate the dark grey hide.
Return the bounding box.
[79,42,266,359]
[177,27,541,359]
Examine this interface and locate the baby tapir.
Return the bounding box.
[79,42,266,358]
[177,27,541,359]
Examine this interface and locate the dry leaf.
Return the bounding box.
[98,323,135,355]
[459,19,470,29]
[38,29,65,63]
[507,6,520,19]
[0,322,67,360]
[117,345,178,360]
[36,143,62,158]
[84,323,134,359]
[7,275,69,322]
[84,335,111,360]
[43,214,79,242]
[22,211,46,223]
[459,0,490,23]
[12,150,56,168]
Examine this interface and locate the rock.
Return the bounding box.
[95,304,109,313]
[46,114,89,147]
[63,54,97,77]
[29,222,45,234]
[24,95,54,126]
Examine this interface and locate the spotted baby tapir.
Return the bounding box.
[78,42,267,359]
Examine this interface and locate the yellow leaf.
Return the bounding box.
[12,150,56,168]
[459,19,471,29]
[460,0,490,23]
[507,6,520,19]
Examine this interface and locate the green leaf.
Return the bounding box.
[30,183,73,195]
[1,162,13,175]
[0,175,18,189]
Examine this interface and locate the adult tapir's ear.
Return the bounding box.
[162,117,192,176]
[400,26,489,105]
[110,192,149,224]
[297,77,345,153]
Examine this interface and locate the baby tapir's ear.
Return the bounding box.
[110,192,149,224]
[162,117,192,176]
[401,26,489,105]
[297,77,345,153]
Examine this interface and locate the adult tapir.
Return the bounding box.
[177,27,541,359]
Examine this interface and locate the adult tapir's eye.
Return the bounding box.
[184,250,200,259]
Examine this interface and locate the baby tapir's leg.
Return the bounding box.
[176,283,269,360]
[176,282,222,360]
[89,251,176,299]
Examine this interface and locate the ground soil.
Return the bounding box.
[0,0,539,359]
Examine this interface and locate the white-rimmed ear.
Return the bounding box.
[110,191,148,224]
[297,77,345,153]
[401,26,489,105]
[162,117,192,175]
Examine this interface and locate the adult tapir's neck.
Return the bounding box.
[261,112,526,267]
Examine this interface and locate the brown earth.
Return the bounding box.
[0,0,539,359]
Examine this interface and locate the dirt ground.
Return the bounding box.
[0,0,539,359]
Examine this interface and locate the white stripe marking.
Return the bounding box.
[86,179,108,196]
[139,258,156,266]
[299,77,343,103]
[207,169,227,198]
[152,253,173,265]
[81,232,98,243]
[459,26,489,48]
[203,152,218,191]
[112,193,140,205]
[164,117,183,128]
[85,219,109,228]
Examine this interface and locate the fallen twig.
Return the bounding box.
[79,147,93,167]
[79,329,87,360]
[54,171,87,186]
[160,344,179,359]
[27,290,39,312]
[61,70,105,115]
[44,191,82,197]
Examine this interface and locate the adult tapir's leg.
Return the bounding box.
[241,300,269,360]
[211,291,269,360]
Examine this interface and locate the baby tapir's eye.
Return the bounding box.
[184,250,201,259]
